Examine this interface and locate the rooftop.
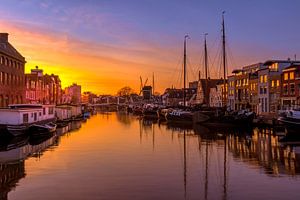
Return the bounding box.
[0,33,25,61]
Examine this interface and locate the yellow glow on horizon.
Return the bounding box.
[1,18,248,95]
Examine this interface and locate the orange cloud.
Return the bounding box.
[0,17,263,95]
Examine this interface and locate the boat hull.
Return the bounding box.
[166,111,193,122]
[28,123,57,136]
[6,125,28,137]
[278,116,300,134]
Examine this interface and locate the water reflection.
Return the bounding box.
[1,113,299,200]
[118,113,300,199]
[228,128,300,176]
[0,120,82,200]
[0,161,25,200]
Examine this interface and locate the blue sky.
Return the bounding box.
[1,0,300,93]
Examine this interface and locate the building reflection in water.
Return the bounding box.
[137,117,300,199]
[0,120,82,199]
[0,161,25,200]
[228,128,300,176]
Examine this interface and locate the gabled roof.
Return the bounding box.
[0,40,25,62]
[198,79,224,96]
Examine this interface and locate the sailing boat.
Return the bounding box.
[166,35,194,122]
[196,12,255,126]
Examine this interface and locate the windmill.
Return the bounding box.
[139,76,148,95]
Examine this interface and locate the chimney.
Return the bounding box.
[0,33,8,43]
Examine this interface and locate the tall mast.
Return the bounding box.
[222,11,227,106]
[183,35,189,107]
[204,33,208,80]
[204,33,209,105]
[152,72,155,96]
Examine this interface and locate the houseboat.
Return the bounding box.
[0,104,56,137]
[55,104,82,124]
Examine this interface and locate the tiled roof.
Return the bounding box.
[0,41,25,61]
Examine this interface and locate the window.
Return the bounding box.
[291,83,295,95]
[263,75,267,83]
[48,107,54,115]
[270,63,278,71]
[31,81,35,89]
[34,113,37,121]
[260,75,263,83]
[284,73,289,80]
[283,83,288,95]
[263,87,267,94]
[23,113,29,123]
[265,98,268,112]
[290,72,295,80]
[271,80,275,87]
[276,80,280,87]
[43,108,46,115]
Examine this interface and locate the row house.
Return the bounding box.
[81,91,97,104]
[195,79,223,105]
[0,33,26,107]
[162,88,196,107]
[281,64,300,109]
[25,66,62,105]
[229,63,263,112]
[257,60,299,115]
[209,84,223,107]
[62,83,81,104]
[227,60,299,115]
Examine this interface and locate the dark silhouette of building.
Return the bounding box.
[142,86,152,100]
[0,33,26,107]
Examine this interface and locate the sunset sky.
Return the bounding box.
[1,0,300,94]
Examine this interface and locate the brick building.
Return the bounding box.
[25,66,62,105]
[63,83,81,104]
[0,33,26,107]
[162,88,196,106]
[195,79,223,105]
[257,60,298,114]
[281,64,300,109]
[231,63,263,111]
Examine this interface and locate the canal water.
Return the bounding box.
[1,112,300,200]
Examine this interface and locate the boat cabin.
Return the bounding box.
[0,104,55,125]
